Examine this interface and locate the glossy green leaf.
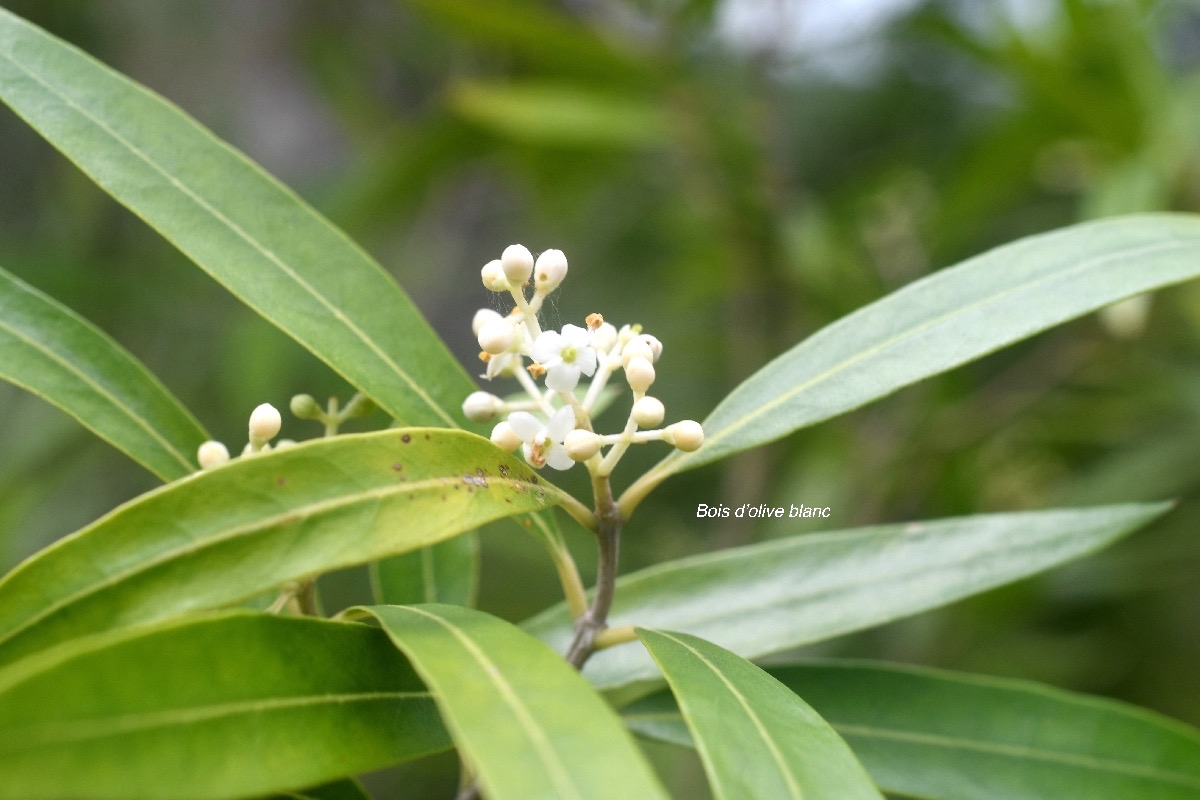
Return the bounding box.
[638,629,881,800]
[358,604,668,800]
[0,8,475,428]
[0,612,449,800]
[624,660,1200,800]
[0,265,207,481]
[371,534,480,606]
[624,214,1200,502]
[0,429,564,667]
[525,503,1169,692]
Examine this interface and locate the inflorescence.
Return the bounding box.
[463,244,702,476]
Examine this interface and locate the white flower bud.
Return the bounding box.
[631,396,665,428]
[564,429,602,461]
[478,319,515,355]
[534,249,568,291]
[197,440,230,469]
[621,338,654,367]
[592,322,617,353]
[481,260,508,292]
[636,334,663,362]
[490,420,522,452]
[625,356,656,393]
[1098,294,1151,340]
[667,420,704,452]
[248,403,282,444]
[472,308,504,336]
[501,244,534,284]
[274,439,297,450]
[463,391,504,422]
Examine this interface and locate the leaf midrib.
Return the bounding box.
[0,475,549,649]
[0,314,194,474]
[0,691,429,751]
[650,630,804,799]
[0,37,456,427]
[396,606,586,800]
[656,232,1195,477]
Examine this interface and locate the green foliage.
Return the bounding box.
[626,660,1200,800]
[637,629,881,800]
[1,3,1199,799]
[0,264,206,480]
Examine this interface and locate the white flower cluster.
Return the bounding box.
[196,403,293,470]
[462,244,703,474]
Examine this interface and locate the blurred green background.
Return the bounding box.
[2,0,1200,794]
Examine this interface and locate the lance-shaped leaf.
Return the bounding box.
[0,612,449,800]
[525,503,1169,692]
[371,535,480,607]
[0,265,207,481]
[0,429,565,667]
[623,660,1200,800]
[358,604,668,800]
[622,214,1200,509]
[638,629,881,800]
[0,8,475,428]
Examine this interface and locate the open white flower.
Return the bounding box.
[531,324,597,393]
[508,406,576,470]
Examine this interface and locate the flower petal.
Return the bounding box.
[576,347,598,377]
[546,405,577,441]
[507,411,543,442]
[531,330,562,364]
[561,324,590,348]
[546,363,581,393]
[544,442,575,470]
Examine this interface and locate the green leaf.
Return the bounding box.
[0,429,564,667]
[637,629,881,800]
[624,660,1200,800]
[371,534,480,606]
[0,265,207,481]
[357,604,668,800]
[525,503,1169,692]
[0,8,474,428]
[624,214,1200,503]
[449,81,668,149]
[0,612,449,800]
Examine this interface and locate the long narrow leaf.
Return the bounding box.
[371,535,480,606]
[0,265,207,480]
[0,8,475,428]
[0,429,563,667]
[624,214,1200,506]
[0,612,449,800]
[638,629,881,800]
[524,503,1169,692]
[358,604,668,800]
[623,660,1200,800]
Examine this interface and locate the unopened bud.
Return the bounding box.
[481,260,508,292]
[501,244,534,284]
[472,308,504,336]
[625,356,656,393]
[478,319,514,354]
[197,440,230,469]
[463,391,504,422]
[636,334,663,362]
[534,249,568,291]
[248,403,282,444]
[631,396,665,428]
[592,322,617,353]
[564,429,602,461]
[290,394,321,420]
[490,420,522,452]
[667,420,704,452]
[622,338,654,367]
